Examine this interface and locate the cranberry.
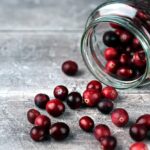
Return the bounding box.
[46,99,65,117]
[120,30,133,44]
[136,114,150,130]
[34,93,49,109]
[125,46,133,54]
[102,86,118,101]
[49,122,70,141]
[117,67,133,79]
[111,108,129,127]
[130,142,148,150]
[119,54,131,65]
[34,115,51,129]
[110,23,121,29]
[115,29,123,36]
[132,51,146,68]
[62,60,78,76]
[97,100,114,115]
[103,31,120,47]
[100,136,117,150]
[86,80,102,92]
[94,124,111,141]
[137,11,149,20]
[83,89,101,107]
[79,116,94,132]
[130,124,147,141]
[30,126,47,141]
[66,92,82,109]
[27,109,40,124]
[53,85,68,100]
[132,38,141,49]
[105,60,118,74]
[104,47,118,61]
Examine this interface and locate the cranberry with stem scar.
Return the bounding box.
[105,60,118,74]
[104,47,118,61]
[86,80,102,92]
[27,109,40,124]
[117,67,133,79]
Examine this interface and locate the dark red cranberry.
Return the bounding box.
[119,54,131,65]
[100,136,117,150]
[79,116,94,132]
[125,46,133,54]
[97,100,114,115]
[86,80,102,92]
[105,60,118,74]
[49,122,70,141]
[102,86,118,101]
[132,38,141,49]
[117,67,133,79]
[120,30,133,44]
[115,29,124,36]
[132,51,146,68]
[130,142,148,150]
[136,114,150,130]
[130,124,147,141]
[34,115,51,129]
[62,60,78,76]
[103,31,120,47]
[46,99,65,117]
[137,11,149,21]
[110,23,121,29]
[27,109,40,124]
[66,92,82,109]
[30,126,47,141]
[34,93,49,109]
[104,47,118,61]
[83,89,101,107]
[111,108,129,127]
[94,124,111,141]
[53,85,68,100]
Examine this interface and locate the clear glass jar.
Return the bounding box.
[81,0,150,89]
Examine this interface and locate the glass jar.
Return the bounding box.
[81,0,150,89]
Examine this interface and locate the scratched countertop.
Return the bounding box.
[0,0,150,150]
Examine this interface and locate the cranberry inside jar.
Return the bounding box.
[81,1,150,89]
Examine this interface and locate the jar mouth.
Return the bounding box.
[81,16,150,89]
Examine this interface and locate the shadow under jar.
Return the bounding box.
[81,0,150,89]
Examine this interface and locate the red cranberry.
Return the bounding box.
[103,31,120,47]
[27,109,40,124]
[130,142,148,150]
[34,93,49,109]
[62,60,78,76]
[46,99,65,117]
[110,23,121,29]
[94,124,111,141]
[132,38,141,49]
[111,108,129,127]
[115,29,124,36]
[137,11,149,21]
[86,80,102,92]
[117,67,133,79]
[136,114,150,130]
[79,116,94,132]
[104,47,118,61]
[97,100,114,115]
[100,136,117,150]
[34,115,51,129]
[49,122,70,141]
[120,30,133,44]
[132,51,146,68]
[53,85,68,100]
[105,60,118,74]
[30,126,47,141]
[102,86,118,101]
[130,124,147,141]
[83,89,101,107]
[66,92,82,109]
[119,54,131,65]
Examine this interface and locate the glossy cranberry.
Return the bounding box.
[66,92,82,109]
[86,80,102,92]
[62,60,78,76]
[119,54,131,65]
[110,23,121,29]
[102,86,118,101]
[34,115,51,129]
[104,47,118,61]
[132,51,146,68]
[27,109,40,124]
[117,67,133,79]
[79,116,94,132]
[132,38,141,49]
[115,29,123,36]
[130,124,147,141]
[136,114,150,130]
[97,100,114,115]
[130,142,148,150]
[111,108,129,127]
[94,124,111,141]
[46,99,65,117]
[83,89,101,107]
[100,136,117,150]
[53,85,68,100]
[103,31,120,47]
[30,126,47,141]
[34,93,49,109]
[120,31,133,44]
[105,60,118,74]
[137,11,149,20]
[49,122,70,141]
